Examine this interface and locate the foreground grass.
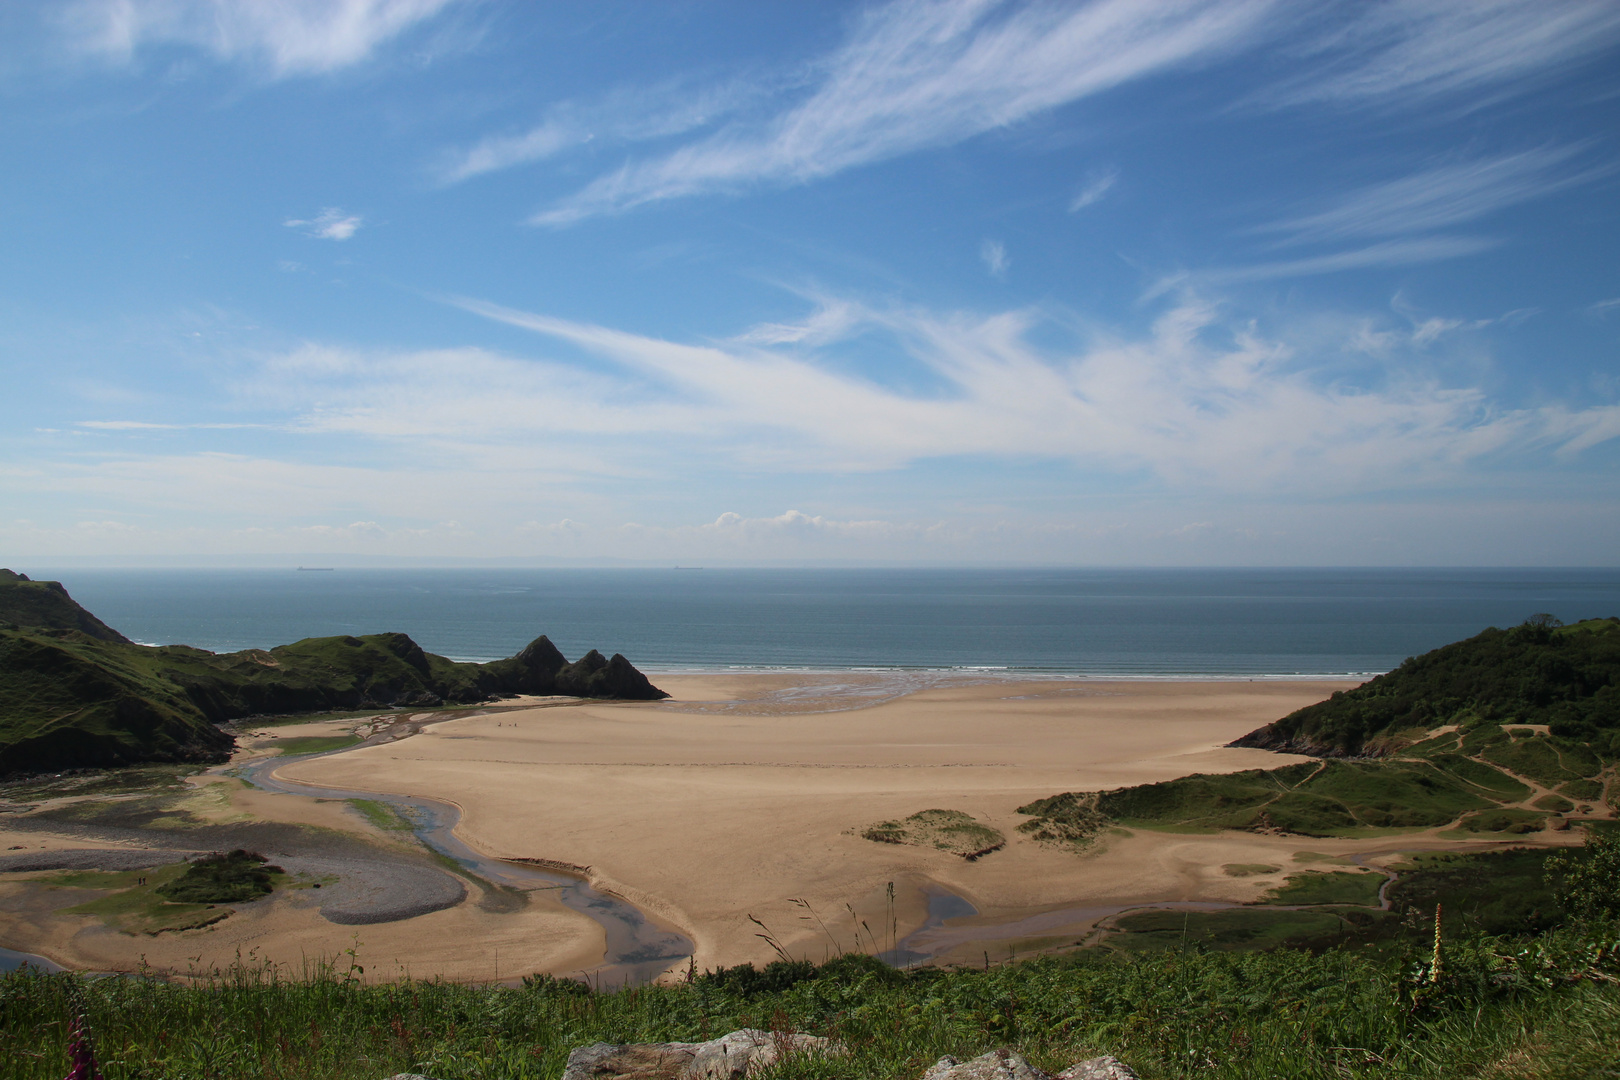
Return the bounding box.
[4,923,1618,1080]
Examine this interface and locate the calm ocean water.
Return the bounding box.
[20,567,1620,677]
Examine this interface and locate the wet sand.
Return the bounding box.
[0,727,606,982]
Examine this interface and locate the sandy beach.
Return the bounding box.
[280,674,1361,972]
[10,670,1591,980]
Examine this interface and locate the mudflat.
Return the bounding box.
[282,675,1356,971]
[0,718,606,982]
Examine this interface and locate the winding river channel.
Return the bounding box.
[238,750,694,985]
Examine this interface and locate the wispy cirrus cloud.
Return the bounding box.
[532,0,1279,224]
[518,0,1620,226]
[980,239,1009,277]
[19,292,1620,563]
[731,299,863,347]
[285,208,363,240]
[435,78,764,186]
[1068,168,1117,212]
[1259,0,1620,110]
[1165,236,1501,293]
[437,120,585,186]
[77,420,260,431]
[61,0,460,76]
[1254,145,1605,245]
[412,293,1620,489]
[1165,144,1609,291]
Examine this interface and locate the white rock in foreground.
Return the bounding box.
[561,1028,842,1080]
[389,1035,1137,1080]
[923,1049,1138,1080]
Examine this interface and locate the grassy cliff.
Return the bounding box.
[0,569,130,643]
[0,626,235,775]
[1233,616,1620,758]
[0,571,667,777]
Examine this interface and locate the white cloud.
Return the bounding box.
[285,208,362,240]
[438,293,1620,491]
[435,79,761,186]
[1254,145,1603,244]
[77,420,260,430]
[77,420,177,430]
[1172,145,1603,291]
[524,0,1620,225]
[980,239,1009,277]
[28,294,1614,554]
[623,509,918,548]
[1347,308,1501,356]
[63,0,461,76]
[1165,236,1499,293]
[533,0,1277,224]
[294,520,389,541]
[252,342,702,446]
[1068,168,1117,211]
[1260,1,1620,110]
[733,299,863,347]
[438,121,586,185]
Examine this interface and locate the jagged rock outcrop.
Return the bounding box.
[485,637,668,701]
[558,649,668,700]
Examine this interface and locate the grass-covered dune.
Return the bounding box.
[1018,723,1613,841]
[1018,757,1496,841]
[1234,616,1620,758]
[0,571,666,777]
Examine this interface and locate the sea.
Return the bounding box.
[21,566,1620,678]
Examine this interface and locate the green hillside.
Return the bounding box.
[1234,616,1620,757]
[0,571,667,777]
[1018,616,1619,843]
[0,570,130,642]
[1019,732,1612,842]
[0,628,234,775]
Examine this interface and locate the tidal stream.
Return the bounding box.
[238,752,693,985]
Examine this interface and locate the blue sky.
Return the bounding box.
[2,0,1619,566]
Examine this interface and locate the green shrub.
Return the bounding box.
[155,849,282,904]
[1547,830,1620,923]
[694,959,817,996]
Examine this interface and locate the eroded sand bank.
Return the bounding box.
[281,675,1360,972]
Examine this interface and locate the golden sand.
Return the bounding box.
[281,676,1357,971]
